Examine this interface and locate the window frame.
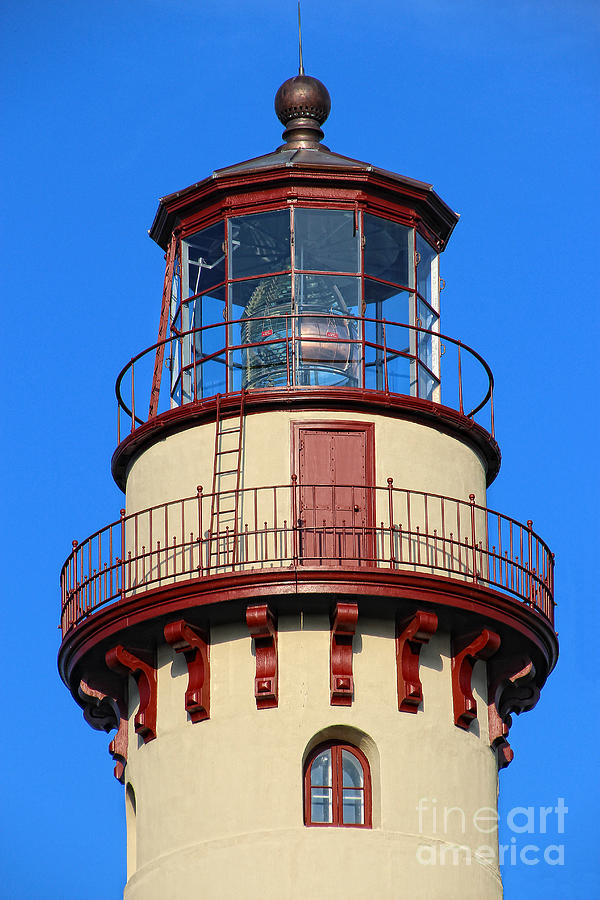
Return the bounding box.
[304,740,372,829]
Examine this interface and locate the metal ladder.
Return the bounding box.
[208,391,245,569]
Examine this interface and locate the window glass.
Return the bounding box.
[311,750,332,787]
[364,214,412,287]
[229,274,292,316]
[182,222,225,299]
[364,278,410,323]
[294,275,361,388]
[229,276,292,391]
[363,282,411,393]
[418,363,439,401]
[294,208,359,274]
[229,210,291,279]
[417,297,438,332]
[295,274,360,317]
[342,749,364,788]
[416,233,437,303]
[342,789,364,825]
[310,749,333,824]
[305,744,370,828]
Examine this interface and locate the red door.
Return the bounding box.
[296,425,374,565]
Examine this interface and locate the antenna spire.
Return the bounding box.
[298,2,304,75]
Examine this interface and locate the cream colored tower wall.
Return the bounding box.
[125,409,487,513]
[123,617,501,900]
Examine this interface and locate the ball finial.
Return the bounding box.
[274,74,331,149]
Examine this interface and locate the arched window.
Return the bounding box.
[304,742,372,828]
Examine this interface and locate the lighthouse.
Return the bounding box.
[58,71,557,899]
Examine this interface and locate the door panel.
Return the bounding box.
[296,425,374,565]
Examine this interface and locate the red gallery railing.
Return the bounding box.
[60,482,554,636]
[115,315,495,441]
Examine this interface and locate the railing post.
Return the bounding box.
[285,315,290,387]
[71,539,78,628]
[527,519,534,605]
[550,552,556,622]
[387,478,395,568]
[469,494,477,580]
[130,362,135,433]
[458,345,464,415]
[120,508,126,597]
[291,474,298,566]
[490,382,495,438]
[197,486,204,575]
[383,321,389,392]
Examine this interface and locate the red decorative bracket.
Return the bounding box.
[164,619,210,723]
[396,610,438,713]
[330,602,359,706]
[488,703,513,770]
[106,646,157,743]
[78,680,128,781]
[452,629,501,730]
[488,659,540,770]
[109,713,129,783]
[78,679,120,732]
[246,604,278,709]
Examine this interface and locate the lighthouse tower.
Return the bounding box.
[59,73,557,900]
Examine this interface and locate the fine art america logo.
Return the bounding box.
[415,797,567,867]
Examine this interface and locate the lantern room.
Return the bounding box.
[144,74,463,427]
[170,205,440,400]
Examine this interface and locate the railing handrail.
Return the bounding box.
[60,481,554,635]
[114,313,494,431]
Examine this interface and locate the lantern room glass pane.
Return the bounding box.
[364,214,412,288]
[294,208,360,274]
[416,233,437,304]
[294,275,361,388]
[364,282,411,392]
[171,285,227,403]
[229,210,291,279]
[363,278,411,323]
[229,276,292,391]
[229,274,292,315]
[182,222,226,300]
[418,363,439,401]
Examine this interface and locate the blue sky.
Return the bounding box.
[1,2,598,897]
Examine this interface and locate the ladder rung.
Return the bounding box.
[220,426,241,434]
[216,448,239,455]
[217,468,238,475]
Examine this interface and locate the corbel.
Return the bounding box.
[246,604,278,709]
[109,710,129,783]
[78,680,128,781]
[78,679,120,732]
[106,645,157,743]
[330,602,358,707]
[396,610,438,713]
[164,619,210,722]
[451,629,501,730]
[498,661,540,719]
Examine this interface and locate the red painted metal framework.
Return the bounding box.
[116,316,494,442]
[117,314,494,439]
[60,481,555,637]
[115,198,495,444]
